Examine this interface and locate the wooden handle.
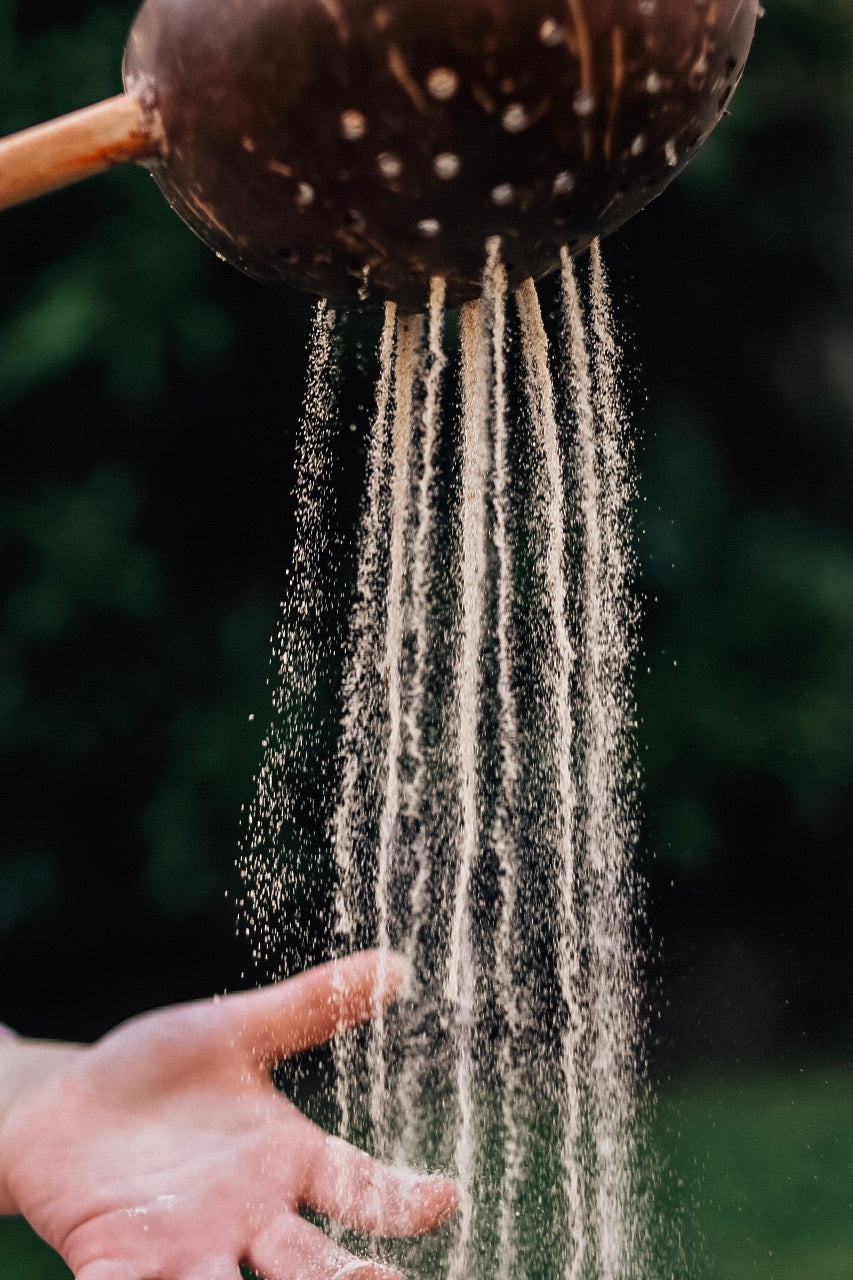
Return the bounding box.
[0,94,162,212]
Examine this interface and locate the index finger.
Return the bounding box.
[224,950,409,1064]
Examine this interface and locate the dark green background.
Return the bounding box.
[1,1,852,1276]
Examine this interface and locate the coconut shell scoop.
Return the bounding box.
[0,0,759,311]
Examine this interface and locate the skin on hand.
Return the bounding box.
[0,951,459,1280]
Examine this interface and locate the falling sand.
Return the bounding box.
[244,242,647,1280]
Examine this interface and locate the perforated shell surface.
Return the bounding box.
[124,0,759,312]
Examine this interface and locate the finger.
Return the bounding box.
[305,1133,459,1238]
[180,1257,243,1280]
[249,1213,400,1280]
[225,951,409,1063]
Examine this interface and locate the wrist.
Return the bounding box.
[0,1036,84,1216]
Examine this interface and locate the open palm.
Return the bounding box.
[0,953,457,1280]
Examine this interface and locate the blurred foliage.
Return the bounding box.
[632,0,853,898]
[619,0,853,1067]
[0,0,851,1067]
[656,1068,853,1278]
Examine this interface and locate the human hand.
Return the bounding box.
[0,952,457,1280]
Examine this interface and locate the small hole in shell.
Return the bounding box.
[377,152,403,179]
[491,183,515,206]
[553,170,576,195]
[502,103,531,133]
[340,110,367,140]
[417,218,442,237]
[645,70,663,93]
[573,90,596,117]
[295,182,315,206]
[426,67,459,101]
[433,152,461,179]
[539,17,564,46]
[630,134,647,156]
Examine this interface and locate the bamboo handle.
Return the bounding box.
[0,94,162,212]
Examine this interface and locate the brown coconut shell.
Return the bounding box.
[124,0,759,311]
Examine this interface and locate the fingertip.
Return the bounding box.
[414,1174,460,1233]
[391,1169,461,1236]
[338,949,410,1006]
[310,1138,460,1240]
[377,950,412,1003]
[437,1177,462,1225]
